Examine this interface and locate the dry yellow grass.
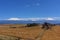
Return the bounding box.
[0,24,60,40]
[42,25,60,40]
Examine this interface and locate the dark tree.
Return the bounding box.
[25,23,39,27]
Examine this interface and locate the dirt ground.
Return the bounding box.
[0,24,60,40]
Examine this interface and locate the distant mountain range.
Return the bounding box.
[0,20,60,24]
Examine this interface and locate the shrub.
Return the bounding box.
[26,23,39,27]
[10,26,16,28]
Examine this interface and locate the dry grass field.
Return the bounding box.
[0,24,60,40]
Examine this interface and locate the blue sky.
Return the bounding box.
[0,0,60,20]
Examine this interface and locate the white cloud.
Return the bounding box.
[7,17,56,21]
[45,18,55,20]
[26,5,31,7]
[7,18,41,21]
[36,3,40,6]
[27,18,41,21]
[7,18,20,20]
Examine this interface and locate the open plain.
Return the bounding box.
[0,24,60,40]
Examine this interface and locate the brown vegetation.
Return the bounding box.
[0,24,60,40]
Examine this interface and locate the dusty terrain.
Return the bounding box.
[0,24,60,40]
